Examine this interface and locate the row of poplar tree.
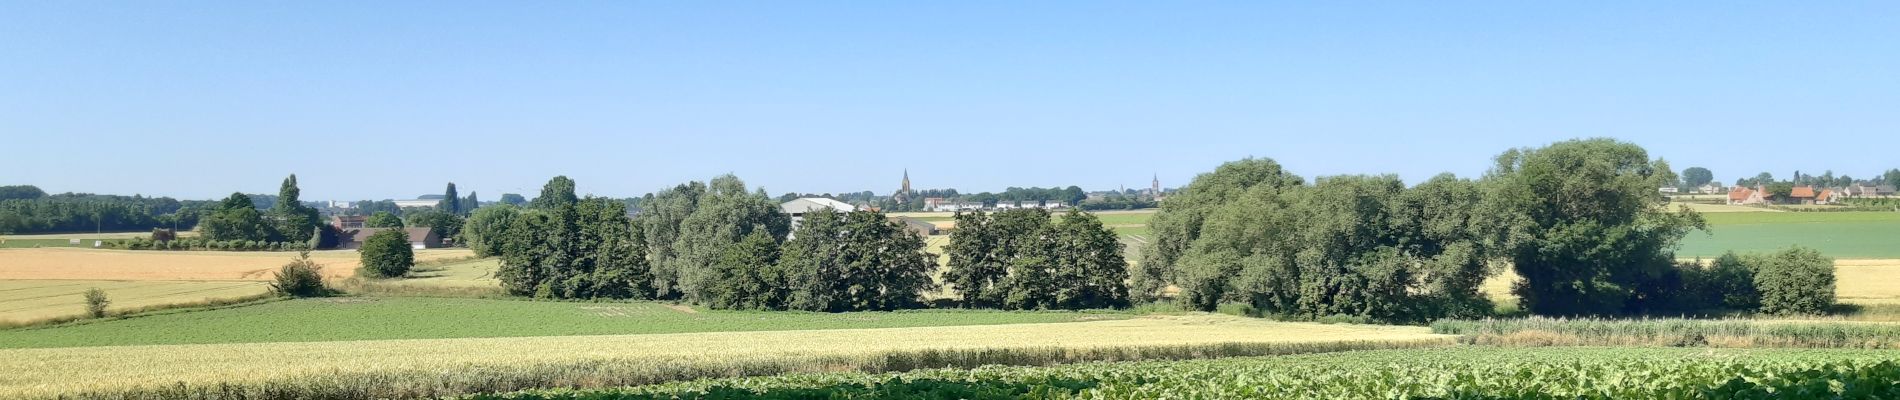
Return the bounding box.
[472,175,1127,311]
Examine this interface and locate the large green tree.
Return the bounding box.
[358,229,414,278]
[780,209,934,311]
[532,176,578,210]
[200,193,271,241]
[1048,208,1130,309]
[1483,138,1705,316]
[1136,158,1304,302]
[495,178,652,299]
[461,204,519,257]
[1682,167,1714,188]
[666,175,790,303]
[701,230,785,310]
[633,182,704,298]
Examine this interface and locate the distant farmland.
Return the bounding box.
[1676,212,1900,258]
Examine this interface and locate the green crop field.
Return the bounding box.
[1677,211,1900,258]
[510,347,1900,399]
[0,297,1129,348]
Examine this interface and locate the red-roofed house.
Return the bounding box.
[1728,186,1766,205]
[1789,186,1817,204]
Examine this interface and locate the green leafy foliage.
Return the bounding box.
[666,175,791,303]
[83,288,109,318]
[700,230,785,310]
[1482,138,1705,316]
[497,178,653,299]
[945,209,1129,310]
[438,182,462,215]
[270,251,329,297]
[366,211,403,228]
[481,348,1900,400]
[1682,166,1714,187]
[199,193,272,241]
[462,204,520,257]
[781,209,935,311]
[405,209,465,245]
[1142,160,1493,322]
[532,176,579,210]
[358,229,415,278]
[1751,246,1836,315]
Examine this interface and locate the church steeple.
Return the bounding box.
[901,169,911,194]
[1151,173,1160,198]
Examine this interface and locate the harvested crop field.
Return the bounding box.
[0,248,475,281]
[0,280,268,322]
[0,315,1448,398]
[1481,259,1900,307]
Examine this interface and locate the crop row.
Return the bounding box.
[482,347,1900,399]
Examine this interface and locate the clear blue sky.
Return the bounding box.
[4,2,1896,201]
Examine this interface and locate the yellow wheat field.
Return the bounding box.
[0,247,475,281]
[0,315,1446,397]
[0,280,270,321]
[1481,259,1900,306]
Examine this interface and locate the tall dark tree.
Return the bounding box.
[464,192,480,214]
[701,230,785,310]
[499,193,527,206]
[532,176,578,210]
[1049,208,1130,309]
[438,183,461,214]
[780,209,933,311]
[1682,167,1715,188]
[942,210,1004,306]
[272,174,320,243]
[1483,138,1705,316]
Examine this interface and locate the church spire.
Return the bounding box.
[901,169,911,194]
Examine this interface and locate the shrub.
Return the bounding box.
[1753,246,1835,315]
[359,229,415,278]
[1670,254,1759,312]
[271,251,330,297]
[83,288,109,318]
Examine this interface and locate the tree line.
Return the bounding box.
[475,175,1125,312]
[0,186,206,235]
[1140,138,1837,320]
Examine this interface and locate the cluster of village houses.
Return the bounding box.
[1668,182,1898,206]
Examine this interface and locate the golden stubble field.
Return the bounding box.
[0,248,474,281]
[0,248,476,321]
[1481,259,1900,306]
[0,315,1449,397]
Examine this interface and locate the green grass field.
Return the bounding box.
[0,297,1127,348]
[1677,212,1900,258]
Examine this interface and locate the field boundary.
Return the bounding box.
[51,338,1454,400]
[0,293,282,330]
